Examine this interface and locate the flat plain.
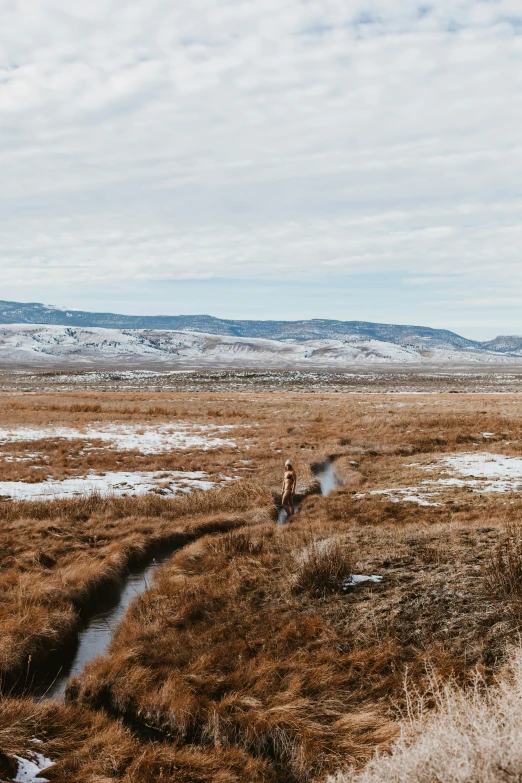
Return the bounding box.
[1,370,522,782]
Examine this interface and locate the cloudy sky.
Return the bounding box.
[1,0,521,338]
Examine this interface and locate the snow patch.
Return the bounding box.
[14,752,54,783]
[356,452,522,505]
[343,574,383,590]
[0,451,43,462]
[0,470,221,501]
[0,423,237,453]
[355,487,441,506]
[440,452,522,480]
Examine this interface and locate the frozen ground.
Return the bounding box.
[343,575,383,590]
[14,750,53,783]
[3,369,522,395]
[0,422,237,453]
[357,453,522,505]
[0,470,221,501]
[2,324,522,369]
[438,453,522,482]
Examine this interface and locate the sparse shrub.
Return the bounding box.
[483,523,522,615]
[330,648,522,783]
[293,538,354,597]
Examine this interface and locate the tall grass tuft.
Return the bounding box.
[330,647,522,783]
[483,522,522,616]
[293,538,354,597]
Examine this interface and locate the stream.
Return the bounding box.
[314,459,343,496]
[37,545,179,701]
[278,458,342,524]
[38,460,342,701]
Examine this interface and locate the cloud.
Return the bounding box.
[1,1,521,316]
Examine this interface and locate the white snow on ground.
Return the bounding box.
[355,488,442,506]
[1,324,521,367]
[0,451,43,462]
[0,470,220,501]
[14,752,54,782]
[356,453,522,506]
[440,453,522,481]
[0,423,236,453]
[343,575,383,590]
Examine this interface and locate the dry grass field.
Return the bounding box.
[1,381,522,781]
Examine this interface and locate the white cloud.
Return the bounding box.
[1,1,522,302]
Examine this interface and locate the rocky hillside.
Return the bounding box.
[0,324,521,368]
[0,299,514,349]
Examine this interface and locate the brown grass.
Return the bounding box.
[0,481,271,690]
[69,505,518,781]
[70,523,400,781]
[293,537,354,596]
[0,697,272,782]
[2,387,522,780]
[483,522,522,617]
[333,648,522,783]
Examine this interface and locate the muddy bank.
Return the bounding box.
[5,517,248,699]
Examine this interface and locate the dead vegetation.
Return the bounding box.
[0,481,271,691]
[483,522,522,618]
[293,537,354,597]
[333,647,522,783]
[2,387,522,780]
[0,697,272,782]
[69,503,522,781]
[69,522,400,781]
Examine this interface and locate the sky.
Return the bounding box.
[1,1,522,339]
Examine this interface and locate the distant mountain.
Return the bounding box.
[482,336,522,353]
[0,324,522,370]
[0,301,520,368]
[0,324,521,370]
[0,299,508,350]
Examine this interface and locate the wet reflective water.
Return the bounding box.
[278,460,342,524]
[315,460,343,496]
[39,461,344,700]
[277,503,298,525]
[39,547,177,701]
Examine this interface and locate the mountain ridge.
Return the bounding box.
[1,323,521,369]
[1,300,518,352]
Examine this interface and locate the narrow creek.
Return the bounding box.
[314,458,344,496]
[278,458,342,524]
[38,460,343,701]
[37,544,181,701]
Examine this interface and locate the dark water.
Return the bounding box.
[38,547,177,701]
[39,462,343,700]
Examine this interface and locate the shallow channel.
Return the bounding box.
[38,462,343,701]
[38,545,179,701]
[314,459,344,495]
[278,458,342,524]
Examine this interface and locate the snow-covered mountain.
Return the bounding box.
[1,324,521,368]
[0,299,511,351]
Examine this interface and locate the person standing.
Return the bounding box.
[281,459,297,516]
